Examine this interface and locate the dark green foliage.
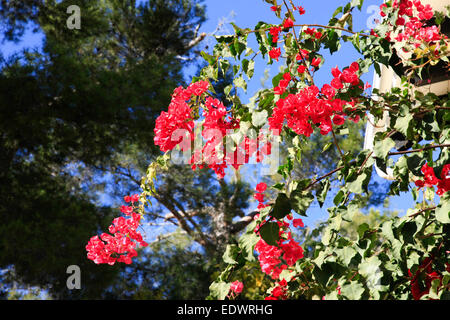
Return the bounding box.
[0,0,206,299]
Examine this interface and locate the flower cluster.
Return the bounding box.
[265,279,289,300]
[230,281,244,295]
[268,62,362,137]
[154,81,210,152]
[269,47,281,61]
[155,81,272,179]
[190,96,241,178]
[253,184,304,282]
[379,0,446,52]
[408,256,449,300]
[86,195,148,265]
[414,163,450,196]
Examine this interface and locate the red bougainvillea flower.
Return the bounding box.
[296,49,310,61]
[120,205,133,215]
[297,65,307,74]
[341,68,359,85]
[380,3,387,17]
[292,218,304,228]
[269,26,282,44]
[230,281,244,294]
[154,81,210,153]
[256,182,267,193]
[311,57,321,67]
[422,163,439,187]
[437,164,450,196]
[255,217,304,280]
[333,114,346,126]
[124,194,139,203]
[283,17,294,29]
[321,84,336,100]
[86,204,148,265]
[269,47,281,61]
[349,61,359,72]
[409,256,444,300]
[417,163,450,196]
[268,62,362,138]
[297,6,306,15]
[396,17,406,26]
[331,77,344,90]
[331,66,341,77]
[254,192,265,203]
[304,27,316,36]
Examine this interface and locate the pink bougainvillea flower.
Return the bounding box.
[230,281,244,294]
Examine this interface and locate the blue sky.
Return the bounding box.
[0,0,418,232]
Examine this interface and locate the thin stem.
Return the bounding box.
[282,0,315,85]
[357,151,373,175]
[388,144,450,156]
[331,127,344,158]
[408,206,437,219]
[293,24,369,36]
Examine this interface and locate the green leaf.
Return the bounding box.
[209,281,231,300]
[254,21,269,58]
[340,282,365,300]
[333,189,345,206]
[406,154,425,176]
[290,188,314,217]
[322,142,333,153]
[259,221,280,246]
[350,0,364,10]
[347,170,371,194]
[324,29,341,54]
[222,244,240,265]
[316,179,330,208]
[224,84,232,96]
[427,278,442,299]
[251,110,268,127]
[400,221,417,244]
[270,193,292,219]
[233,76,247,92]
[233,38,247,59]
[357,223,370,240]
[200,51,216,65]
[394,107,414,138]
[332,6,343,19]
[238,232,259,262]
[358,256,382,285]
[242,59,255,78]
[373,137,395,160]
[435,198,450,224]
[381,220,396,243]
[322,227,333,246]
[336,246,357,265]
